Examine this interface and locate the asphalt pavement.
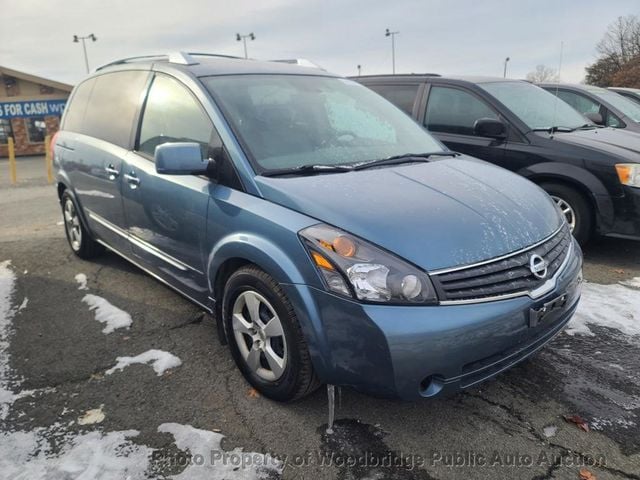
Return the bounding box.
[1,157,639,479]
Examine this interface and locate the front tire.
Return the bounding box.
[61,191,104,259]
[540,182,592,245]
[222,265,320,401]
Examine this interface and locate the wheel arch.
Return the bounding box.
[518,162,615,232]
[207,233,317,344]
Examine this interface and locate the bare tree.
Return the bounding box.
[525,65,559,83]
[596,15,640,67]
[612,55,640,88]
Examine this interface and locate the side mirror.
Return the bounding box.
[585,112,604,125]
[155,142,214,175]
[473,118,507,139]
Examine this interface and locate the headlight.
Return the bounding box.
[616,164,640,187]
[300,224,438,305]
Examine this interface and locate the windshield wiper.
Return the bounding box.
[352,151,459,171]
[261,164,354,177]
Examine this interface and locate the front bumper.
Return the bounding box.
[604,185,640,240]
[283,238,583,400]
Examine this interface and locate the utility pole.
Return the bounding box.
[503,56,510,78]
[385,28,399,74]
[357,64,362,76]
[236,33,255,59]
[73,34,97,74]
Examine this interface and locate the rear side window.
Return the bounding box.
[425,86,498,135]
[138,74,214,158]
[81,71,149,148]
[62,77,96,133]
[366,84,419,115]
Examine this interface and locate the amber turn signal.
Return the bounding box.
[616,164,631,185]
[311,251,334,270]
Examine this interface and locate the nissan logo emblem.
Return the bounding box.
[529,254,549,279]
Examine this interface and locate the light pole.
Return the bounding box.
[73,34,97,74]
[385,28,399,74]
[503,56,510,78]
[357,64,362,76]
[236,33,255,59]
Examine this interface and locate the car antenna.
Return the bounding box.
[551,41,564,132]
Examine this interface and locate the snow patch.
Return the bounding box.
[0,260,18,420]
[566,280,640,337]
[82,294,132,334]
[77,405,105,425]
[620,277,640,289]
[106,349,182,376]
[75,273,88,290]
[542,425,557,438]
[18,297,28,311]
[158,423,283,479]
[0,423,282,480]
[0,427,152,480]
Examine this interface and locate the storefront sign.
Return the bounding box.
[0,99,67,119]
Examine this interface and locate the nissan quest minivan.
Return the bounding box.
[54,53,583,401]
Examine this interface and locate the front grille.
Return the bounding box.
[432,224,571,303]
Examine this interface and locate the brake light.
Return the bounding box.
[50,131,59,162]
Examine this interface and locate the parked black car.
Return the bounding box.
[608,87,640,106]
[539,83,640,133]
[354,75,640,243]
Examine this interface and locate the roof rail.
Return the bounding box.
[270,58,325,70]
[354,73,441,78]
[95,51,243,71]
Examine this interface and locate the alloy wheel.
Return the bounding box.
[232,290,287,382]
[551,195,576,233]
[64,198,82,251]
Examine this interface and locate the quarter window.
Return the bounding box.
[425,86,498,135]
[26,117,46,143]
[366,84,419,115]
[605,111,623,128]
[138,74,215,158]
[62,77,95,133]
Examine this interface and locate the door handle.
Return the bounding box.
[124,171,141,188]
[105,164,119,180]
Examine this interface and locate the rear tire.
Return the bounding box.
[540,182,592,245]
[223,265,320,401]
[61,191,104,259]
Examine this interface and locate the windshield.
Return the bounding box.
[203,75,444,172]
[480,81,588,130]
[588,88,640,122]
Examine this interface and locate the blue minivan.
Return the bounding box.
[54,53,583,401]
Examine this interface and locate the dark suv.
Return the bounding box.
[608,87,640,106]
[354,75,640,243]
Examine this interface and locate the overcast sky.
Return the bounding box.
[1,0,638,85]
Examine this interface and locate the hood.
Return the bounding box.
[547,127,640,161]
[255,157,562,271]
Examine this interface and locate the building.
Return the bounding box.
[0,66,72,157]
